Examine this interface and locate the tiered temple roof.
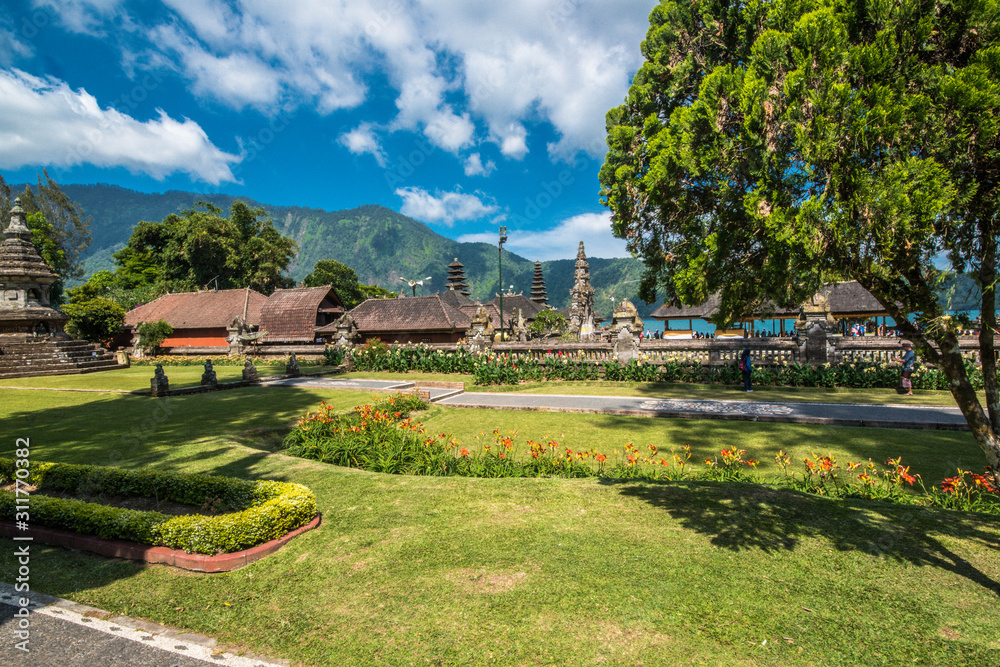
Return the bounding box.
[445,257,470,296]
[530,260,547,305]
[0,197,68,338]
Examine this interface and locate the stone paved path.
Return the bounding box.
[436,392,969,430]
[265,376,969,431]
[0,584,285,667]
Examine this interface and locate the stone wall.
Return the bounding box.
[402,334,1000,368]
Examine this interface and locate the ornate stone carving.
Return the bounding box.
[467,304,495,354]
[334,314,357,349]
[150,363,169,396]
[0,198,68,340]
[286,353,301,377]
[568,241,595,340]
[242,358,259,383]
[610,299,644,336]
[201,359,218,387]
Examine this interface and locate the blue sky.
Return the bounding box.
[0,0,659,261]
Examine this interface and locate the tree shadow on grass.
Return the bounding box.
[602,478,1000,597]
[0,386,361,476]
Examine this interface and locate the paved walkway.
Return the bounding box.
[0,583,285,667]
[437,392,969,431]
[266,377,969,431]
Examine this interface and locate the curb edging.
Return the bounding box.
[0,514,321,572]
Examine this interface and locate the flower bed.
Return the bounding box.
[348,341,989,389]
[283,397,1000,515]
[0,459,317,554]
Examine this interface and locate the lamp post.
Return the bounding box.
[498,226,507,340]
[399,276,432,297]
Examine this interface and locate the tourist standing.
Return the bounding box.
[899,341,916,396]
[740,348,753,392]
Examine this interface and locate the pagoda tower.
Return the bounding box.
[445,257,470,296]
[568,242,595,339]
[530,260,547,305]
[0,198,68,339]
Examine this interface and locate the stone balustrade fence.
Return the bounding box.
[406,334,999,368]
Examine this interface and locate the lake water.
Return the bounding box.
[642,309,980,337]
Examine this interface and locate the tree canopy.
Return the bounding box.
[304,258,397,309]
[601,0,1000,481]
[112,201,296,295]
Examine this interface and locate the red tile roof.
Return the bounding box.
[124,288,266,330]
[325,294,471,334]
[260,285,345,342]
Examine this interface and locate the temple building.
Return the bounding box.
[0,198,117,378]
[0,197,68,339]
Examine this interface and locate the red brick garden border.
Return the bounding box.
[0,514,321,572]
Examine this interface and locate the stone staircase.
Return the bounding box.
[0,339,119,380]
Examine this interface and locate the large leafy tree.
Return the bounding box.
[304,259,365,309]
[304,259,397,309]
[113,201,296,295]
[601,0,1000,482]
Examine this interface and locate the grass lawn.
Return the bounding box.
[339,371,976,407]
[0,364,339,392]
[0,376,998,666]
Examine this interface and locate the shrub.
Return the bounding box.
[324,345,345,366]
[0,459,317,554]
[136,319,174,353]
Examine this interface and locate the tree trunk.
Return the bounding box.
[925,330,1000,488]
[979,239,999,434]
[977,215,1000,488]
[872,280,1000,489]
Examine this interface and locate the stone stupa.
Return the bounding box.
[0,198,68,340]
[0,198,118,379]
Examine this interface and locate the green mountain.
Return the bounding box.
[55,184,652,318]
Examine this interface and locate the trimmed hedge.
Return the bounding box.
[0,459,316,555]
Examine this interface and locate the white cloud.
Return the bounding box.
[339,123,386,167]
[396,186,497,226]
[0,68,240,183]
[459,212,628,261]
[0,24,33,66]
[464,152,495,177]
[38,0,657,161]
[32,0,124,35]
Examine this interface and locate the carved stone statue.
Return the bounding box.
[467,304,495,354]
[201,359,218,387]
[150,363,169,396]
[286,353,301,377]
[242,358,259,383]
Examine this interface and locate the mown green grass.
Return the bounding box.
[0,364,339,392]
[0,380,997,666]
